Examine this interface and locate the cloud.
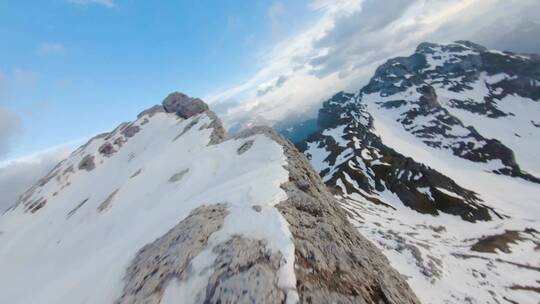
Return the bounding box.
[204,0,540,131]
[257,74,290,97]
[433,0,540,54]
[0,145,73,212]
[67,0,116,8]
[37,43,66,56]
[0,107,22,158]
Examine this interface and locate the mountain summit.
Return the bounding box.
[0,94,418,303]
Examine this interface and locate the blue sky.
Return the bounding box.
[0,0,316,159]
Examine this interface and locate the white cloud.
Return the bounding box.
[37,43,66,56]
[67,0,116,8]
[0,107,22,158]
[0,143,78,212]
[205,0,540,131]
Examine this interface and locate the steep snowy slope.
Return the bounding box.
[294,42,540,304]
[0,93,419,303]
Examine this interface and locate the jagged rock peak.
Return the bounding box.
[162,91,209,118]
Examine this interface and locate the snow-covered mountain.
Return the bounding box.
[293,42,540,303]
[0,93,419,303]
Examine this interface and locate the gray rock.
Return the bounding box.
[130,169,142,179]
[168,168,189,183]
[203,236,284,303]
[237,140,254,155]
[122,125,141,138]
[25,197,47,213]
[205,111,227,145]
[162,92,209,119]
[97,189,119,212]
[98,142,116,157]
[78,154,96,171]
[67,197,90,218]
[116,204,229,304]
[114,137,127,147]
[165,96,226,145]
[137,105,165,119]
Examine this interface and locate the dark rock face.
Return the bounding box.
[470,229,538,254]
[236,140,254,155]
[78,154,96,171]
[24,197,47,213]
[97,189,119,212]
[162,92,209,119]
[122,125,141,138]
[297,93,500,222]
[98,142,116,157]
[236,126,420,303]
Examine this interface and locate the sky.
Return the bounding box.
[1,0,540,210]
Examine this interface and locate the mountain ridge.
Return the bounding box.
[0,93,419,303]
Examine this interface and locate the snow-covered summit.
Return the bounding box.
[362,40,540,181]
[0,93,418,303]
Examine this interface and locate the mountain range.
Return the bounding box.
[288,41,540,303]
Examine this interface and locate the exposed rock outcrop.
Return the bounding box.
[116,204,229,304]
[204,236,285,303]
[236,126,420,303]
[162,92,209,118]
